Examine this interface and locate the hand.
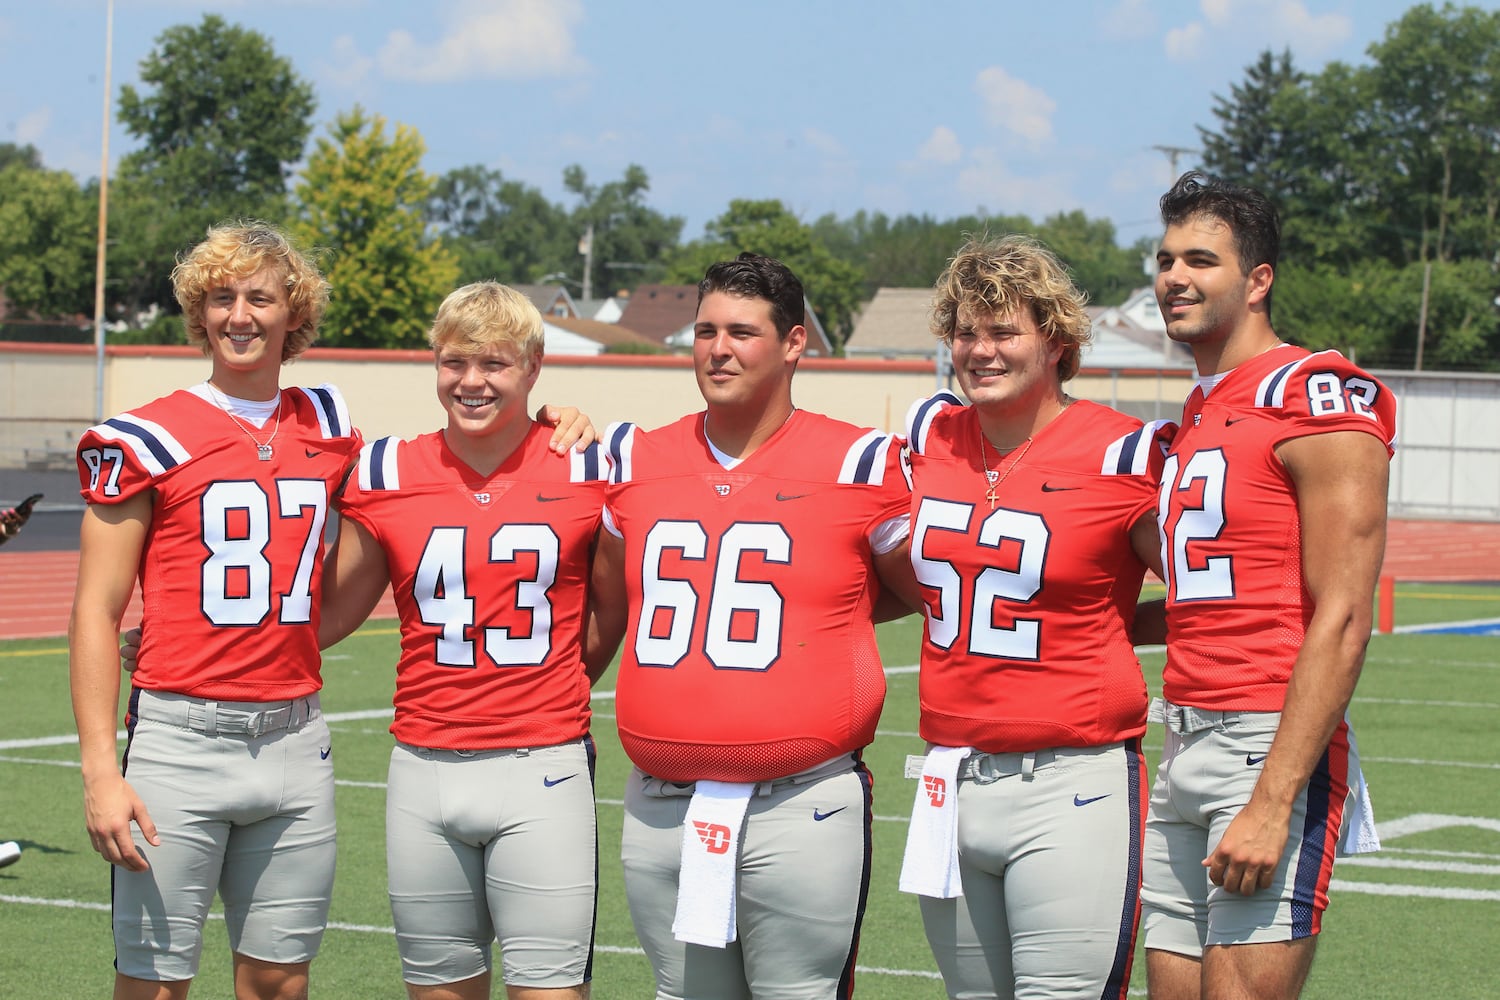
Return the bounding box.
[535,404,598,454]
[1204,799,1290,896]
[0,508,19,541]
[82,772,159,871]
[119,626,143,673]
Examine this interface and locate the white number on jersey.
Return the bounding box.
[911,498,1047,660]
[79,446,127,498]
[414,524,560,668]
[201,479,327,627]
[1306,372,1380,419]
[1158,449,1234,601]
[636,519,791,671]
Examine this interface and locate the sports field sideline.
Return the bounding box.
[2,574,1499,997]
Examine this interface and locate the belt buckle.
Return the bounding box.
[243,710,268,738]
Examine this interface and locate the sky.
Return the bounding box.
[1,0,1489,252]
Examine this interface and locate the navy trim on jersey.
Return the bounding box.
[578,441,603,482]
[303,385,345,437]
[1256,359,1304,409]
[605,422,635,484]
[1112,427,1146,475]
[852,435,883,483]
[906,391,963,455]
[366,437,394,491]
[103,417,182,472]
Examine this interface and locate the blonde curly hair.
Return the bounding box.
[172,221,329,362]
[931,235,1092,382]
[427,281,545,368]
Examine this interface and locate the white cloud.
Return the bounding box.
[954,147,1074,218]
[917,126,962,165]
[324,35,374,89]
[14,106,50,144]
[1100,0,1156,39]
[973,67,1055,147]
[376,0,587,83]
[1164,22,1206,62]
[801,127,845,158]
[1166,0,1351,62]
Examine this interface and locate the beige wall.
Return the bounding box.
[1,342,1193,465]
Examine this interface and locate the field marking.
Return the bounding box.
[1331,880,1500,901]
[1352,696,1499,709]
[0,893,941,980]
[1339,856,1500,877]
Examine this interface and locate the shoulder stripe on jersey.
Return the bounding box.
[358,436,401,492]
[295,384,353,439]
[93,416,191,476]
[604,422,636,483]
[904,391,963,455]
[569,441,607,482]
[1254,355,1322,409]
[839,429,892,485]
[1101,418,1174,476]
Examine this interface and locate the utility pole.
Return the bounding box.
[1151,144,1196,181]
[92,0,114,424]
[578,222,594,302]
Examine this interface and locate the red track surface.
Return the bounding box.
[1,520,1496,641]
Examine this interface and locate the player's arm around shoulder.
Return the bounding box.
[69,493,159,871]
[1207,429,1390,895]
[320,513,390,649]
[584,527,628,684]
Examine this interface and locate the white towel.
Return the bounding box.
[898,746,974,898]
[1338,725,1381,856]
[672,780,754,947]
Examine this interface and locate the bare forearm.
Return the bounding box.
[70,615,125,779]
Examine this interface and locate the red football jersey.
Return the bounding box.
[76,385,360,700]
[1158,346,1398,710]
[336,428,608,750]
[602,410,910,783]
[906,394,1174,751]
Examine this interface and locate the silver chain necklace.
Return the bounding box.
[204,381,283,461]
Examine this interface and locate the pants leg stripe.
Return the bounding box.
[1291,722,1348,939]
[1101,738,1145,1000]
[835,759,876,1000]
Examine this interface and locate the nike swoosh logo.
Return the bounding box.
[543,774,577,787]
[812,807,846,821]
[1040,483,1080,492]
[1246,754,1267,766]
[305,448,322,458]
[1225,417,1249,426]
[319,746,332,760]
[536,494,568,503]
[1073,793,1109,807]
[776,492,811,501]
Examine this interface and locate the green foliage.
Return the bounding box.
[1198,4,1500,369]
[0,163,96,317]
[0,142,42,172]
[427,164,574,286]
[601,340,667,355]
[667,199,865,347]
[294,108,460,349]
[109,15,315,323]
[564,164,684,297]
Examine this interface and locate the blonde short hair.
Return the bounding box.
[171,221,329,362]
[931,235,1093,382]
[427,281,545,366]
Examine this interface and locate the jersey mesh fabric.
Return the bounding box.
[76,386,360,700]
[605,409,908,783]
[1158,346,1397,710]
[336,427,606,750]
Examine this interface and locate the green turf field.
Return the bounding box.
[2,582,1497,998]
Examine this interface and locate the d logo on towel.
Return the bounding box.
[694,820,733,854]
[922,775,948,808]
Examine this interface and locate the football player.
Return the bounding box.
[320,281,611,1000]
[897,235,1173,999]
[594,253,920,999]
[1142,172,1395,1000]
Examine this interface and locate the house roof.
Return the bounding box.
[619,284,835,357]
[844,285,1193,369]
[512,284,578,319]
[543,316,660,355]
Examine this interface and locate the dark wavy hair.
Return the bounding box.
[697,252,805,338]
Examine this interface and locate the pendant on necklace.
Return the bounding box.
[257,444,273,461]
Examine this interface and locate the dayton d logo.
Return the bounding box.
[693,820,732,854]
[922,775,947,808]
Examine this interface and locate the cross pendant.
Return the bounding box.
[985,485,998,509]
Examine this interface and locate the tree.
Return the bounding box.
[0,163,96,318]
[427,164,574,286]
[668,199,865,347]
[110,15,315,321]
[1034,210,1147,305]
[294,108,459,349]
[564,164,683,297]
[1198,49,1306,203]
[0,143,42,173]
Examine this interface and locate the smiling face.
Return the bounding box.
[200,266,300,392]
[692,290,804,416]
[1154,213,1267,353]
[435,340,539,445]
[950,302,1064,422]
